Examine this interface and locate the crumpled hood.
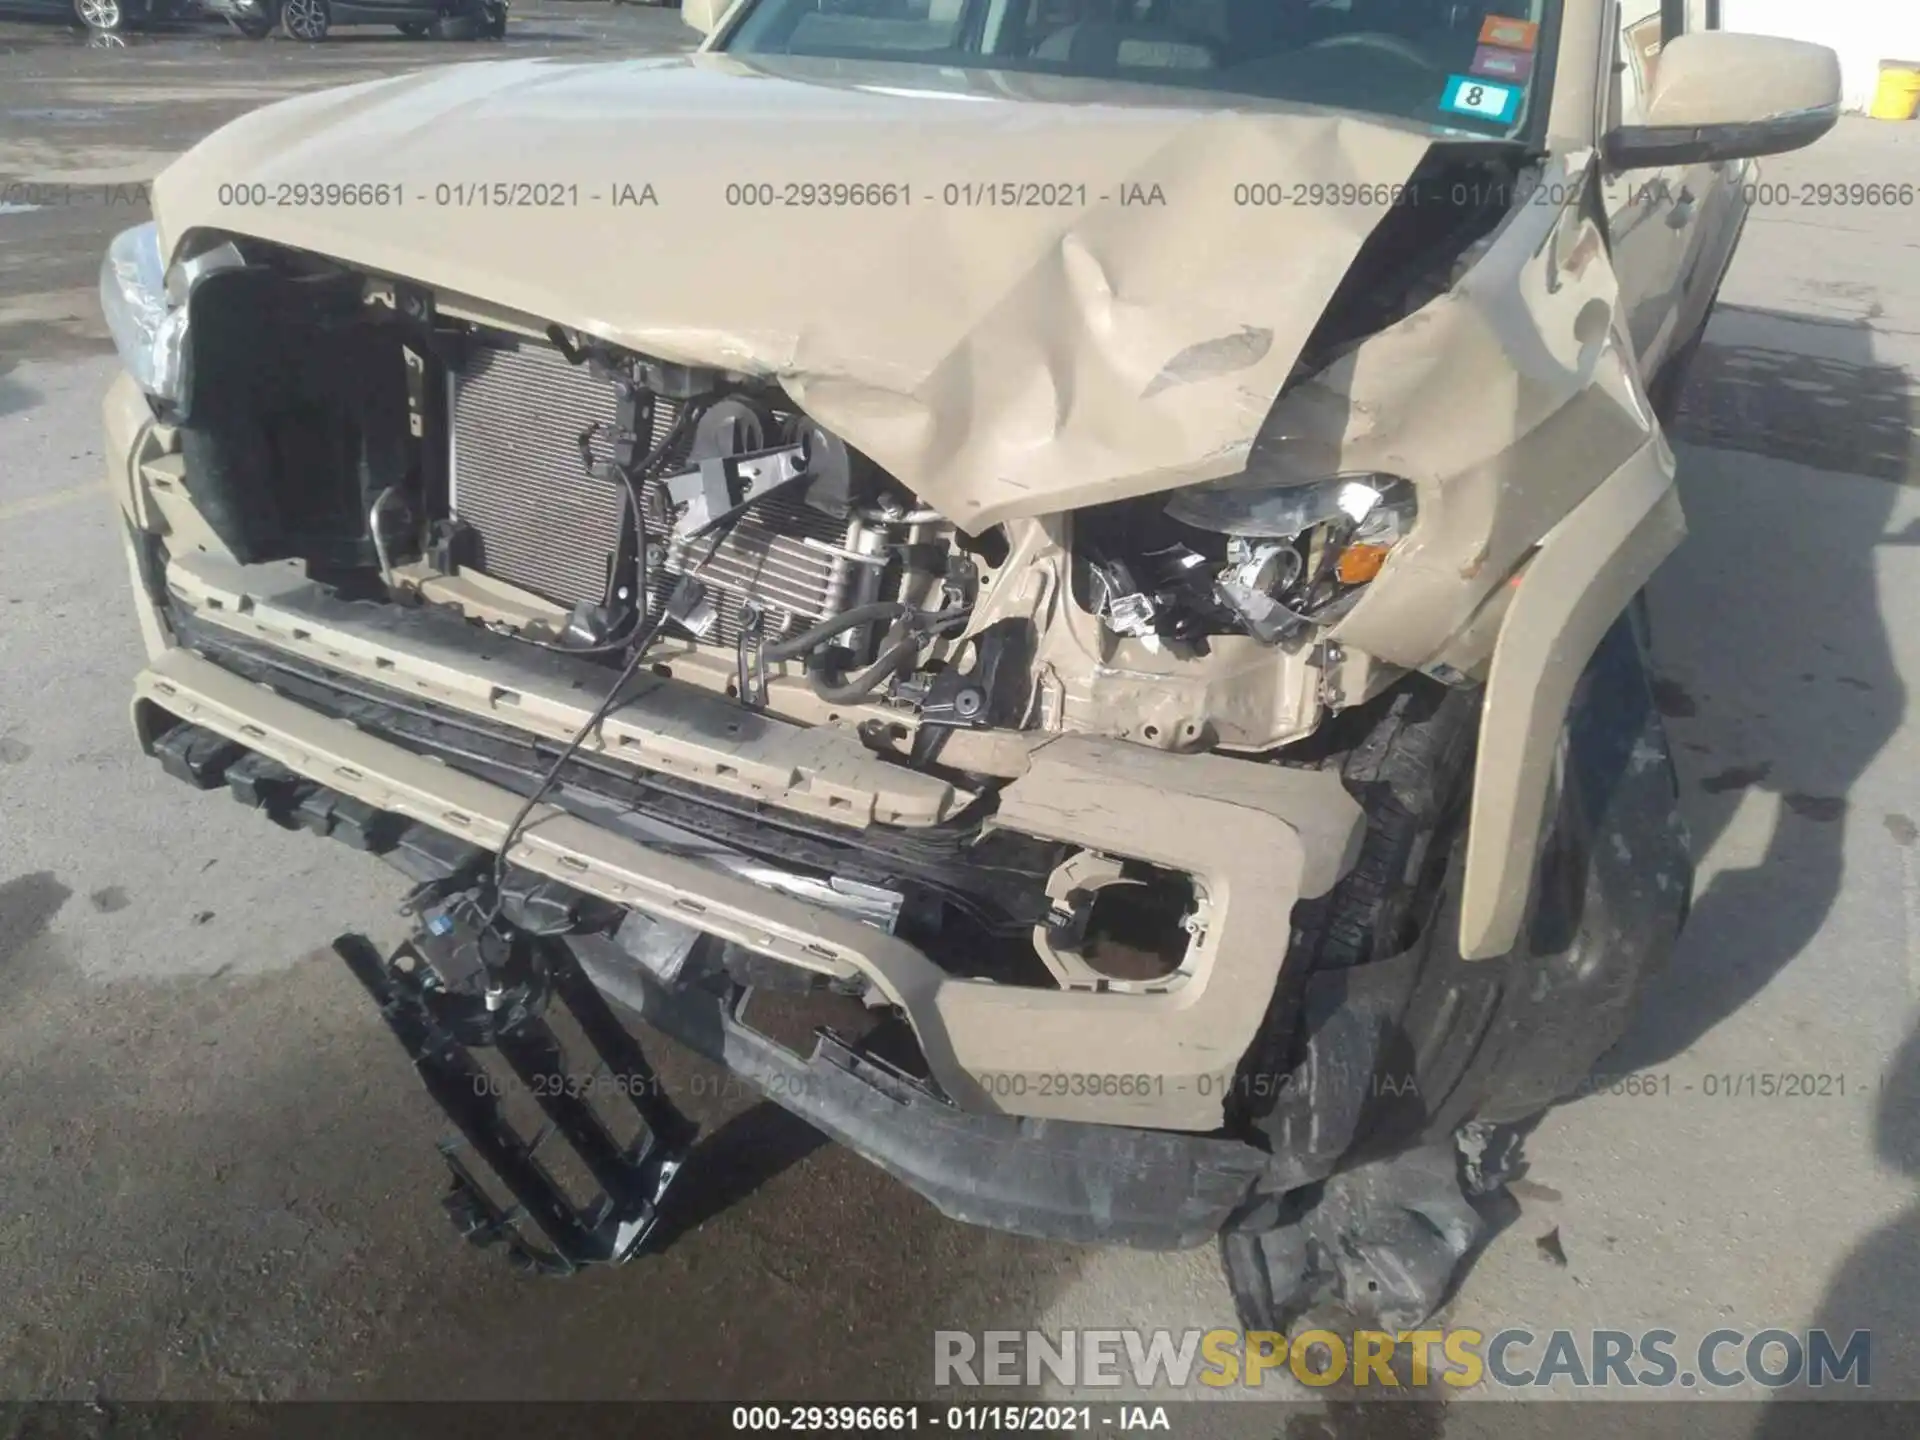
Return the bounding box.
[153,54,1440,530]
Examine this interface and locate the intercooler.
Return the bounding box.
[448,340,858,644]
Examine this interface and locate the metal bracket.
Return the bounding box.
[918,618,1033,731]
[736,602,769,709]
[663,445,808,539]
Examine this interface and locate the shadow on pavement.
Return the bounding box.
[0,888,1089,1401]
[1601,305,1917,1428]
[1751,1016,1920,1435]
[0,361,42,420]
[1609,305,1910,1071]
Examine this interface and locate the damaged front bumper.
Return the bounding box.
[108,373,1385,1247]
[152,698,1280,1248]
[129,623,1357,1127]
[574,940,1271,1249]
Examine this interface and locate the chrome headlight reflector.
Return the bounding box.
[100,222,183,402]
[1160,473,1418,643]
[99,223,244,406]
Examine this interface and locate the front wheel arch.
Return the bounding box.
[1459,439,1685,960]
[1222,608,1692,1334]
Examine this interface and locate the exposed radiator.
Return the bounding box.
[448,340,856,644]
[449,341,628,607]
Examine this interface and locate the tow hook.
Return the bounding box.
[334,911,695,1276]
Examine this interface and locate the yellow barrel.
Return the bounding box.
[1870,63,1920,121]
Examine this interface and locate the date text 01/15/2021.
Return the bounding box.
[209,181,661,209]
[963,1069,1880,1102]
[730,1405,1171,1432]
[721,181,1170,207]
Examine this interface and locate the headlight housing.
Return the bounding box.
[1151,474,1417,643]
[99,223,244,406]
[100,223,184,402]
[1163,473,1413,541]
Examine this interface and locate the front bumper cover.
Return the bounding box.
[146,698,1415,1247]
[144,706,1298,1249]
[129,522,1365,1131]
[134,628,1360,1131]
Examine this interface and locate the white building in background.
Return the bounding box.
[1718,0,1920,111]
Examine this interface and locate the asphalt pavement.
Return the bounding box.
[3,9,1920,1428]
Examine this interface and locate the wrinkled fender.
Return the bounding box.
[1460,433,1686,960]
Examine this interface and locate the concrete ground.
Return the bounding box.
[2,9,1919,1429]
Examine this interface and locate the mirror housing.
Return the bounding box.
[682,0,731,35]
[1606,31,1841,170]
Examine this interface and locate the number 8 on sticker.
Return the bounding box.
[1441,74,1521,124]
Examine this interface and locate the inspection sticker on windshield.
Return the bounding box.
[1479,14,1539,50]
[1470,45,1534,82]
[1440,75,1522,124]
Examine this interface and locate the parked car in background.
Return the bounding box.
[203,0,504,40]
[0,0,189,35]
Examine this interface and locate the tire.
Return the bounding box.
[430,9,481,37]
[1220,610,1691,1335]
[396,18,429,33]
[280,0,328,39]
[74,0,132,31]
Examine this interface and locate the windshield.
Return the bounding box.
[721,0,1555,138]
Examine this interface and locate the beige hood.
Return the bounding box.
[152,54,1446,530]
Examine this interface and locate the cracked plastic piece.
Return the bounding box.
[1221,1141,1491,1335]
[152,723,244,789]
[579,940,1272,1249]
[336,928,694,1276]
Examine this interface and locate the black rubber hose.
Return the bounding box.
[808,634,919,705]
[762,601,911,664]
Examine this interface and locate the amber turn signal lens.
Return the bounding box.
[1337,543,1392,585]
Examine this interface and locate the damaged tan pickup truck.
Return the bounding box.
[101,0,1839,1331]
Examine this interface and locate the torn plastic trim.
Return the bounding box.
[133,643,1363,1130]
[142,712,1480,1244]
[575,943,1270,1250]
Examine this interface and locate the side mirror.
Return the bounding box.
[1605,31,1841,169]
[682,0,731,35]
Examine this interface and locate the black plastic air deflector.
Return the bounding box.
[152,724,245,789]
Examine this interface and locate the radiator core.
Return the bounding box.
[448,340,855,643]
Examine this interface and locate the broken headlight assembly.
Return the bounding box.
[99,223,243,406]
[1084,474,1416,647]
